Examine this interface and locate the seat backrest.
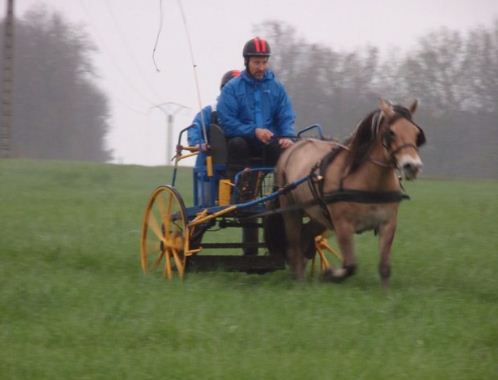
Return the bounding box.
[209,123,227,165]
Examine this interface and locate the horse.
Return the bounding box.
[274,99,426,287]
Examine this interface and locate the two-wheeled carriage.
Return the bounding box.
[140,123,341,280]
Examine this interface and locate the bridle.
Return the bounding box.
[371,111,425,169]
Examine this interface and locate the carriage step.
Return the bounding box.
[187,255,285,273]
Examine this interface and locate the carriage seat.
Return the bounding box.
[193,123,325,207]
[208,123,264,167]
[208,123,228,165]
[193,123,267,207]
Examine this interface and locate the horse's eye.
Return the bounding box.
[384,130,395,144]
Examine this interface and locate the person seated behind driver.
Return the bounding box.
[187,70,241,167]
[217,37,296,180]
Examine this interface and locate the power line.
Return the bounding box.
[177,0,207,143]
[152,0,164,72]
[77,0,158,108]
[113,96,149,115]
[150,102,190,164]
[103,0,164,100]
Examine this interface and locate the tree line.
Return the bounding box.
[255,20,498,179]
[0,7,111,161]
[1,9,497,178]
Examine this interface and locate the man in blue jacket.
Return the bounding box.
[217,37,296,180]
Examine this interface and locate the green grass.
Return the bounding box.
[1,159,497,379]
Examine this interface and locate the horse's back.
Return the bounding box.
[276,139,337,186]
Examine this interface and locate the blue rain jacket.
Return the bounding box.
[187,104,213,167]
[188,105,212,146]
[217,69,296,144]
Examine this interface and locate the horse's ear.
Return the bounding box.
[379,98,395,119]
[409,99,418,114]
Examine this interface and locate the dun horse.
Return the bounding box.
[274,99,426,287]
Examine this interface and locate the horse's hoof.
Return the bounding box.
[322,267,347,283]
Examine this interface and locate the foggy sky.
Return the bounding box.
[11,0,498,166]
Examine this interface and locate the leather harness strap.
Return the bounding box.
[305,141,409,220]
[322,189,409,204]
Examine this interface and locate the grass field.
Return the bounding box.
[1,159,497,379]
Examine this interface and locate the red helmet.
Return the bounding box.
[220,69,241,90]
[242,37,271,59]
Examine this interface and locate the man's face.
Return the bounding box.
[247,56,269,80]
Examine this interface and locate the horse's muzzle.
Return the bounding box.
[400,160,422,180]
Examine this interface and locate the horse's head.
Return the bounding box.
[378,99,426,180]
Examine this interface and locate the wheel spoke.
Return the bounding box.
[156,194,170,235]
[171,248,185,278]
[152,249,165,270]
[147,212,164,242]
[146,239,161,253]
[156,193,167,218]
[163,192,174,238]
[164,249,172,280]
[141,186,188,280]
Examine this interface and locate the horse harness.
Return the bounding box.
[307,146,410,215]
[248,108,425,219]
[249,144,409,221]
[303,108,425,220]
[377,106,426,167]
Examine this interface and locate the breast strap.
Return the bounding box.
[306,147,409,220]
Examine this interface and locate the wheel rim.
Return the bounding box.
[140,185,189,279]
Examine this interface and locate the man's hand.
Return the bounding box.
[278,138,294,149]
[255,128,274,144]
[193,143,208,152]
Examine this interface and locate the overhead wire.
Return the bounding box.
[76,0,158,109]
[176,0,208,144]
[103,0,165,101]
[73,0,198,166]
[152,0,164,72]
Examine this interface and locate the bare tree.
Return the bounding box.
[252,19,498,178]
[0,6,111,161]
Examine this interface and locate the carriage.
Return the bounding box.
[139,122,342,280]
[140,99,425,285]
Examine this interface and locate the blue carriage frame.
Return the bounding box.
[140,122,340,279]
[173,123,325,216]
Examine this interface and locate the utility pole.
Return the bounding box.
[151,102,190,165]
[0,0,14,158]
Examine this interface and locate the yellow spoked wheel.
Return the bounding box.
[140,185,190,280]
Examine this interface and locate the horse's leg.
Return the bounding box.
[301,219,326,259]
[283,208,306,281]
[324,220,356,282]
[377,219,397,289]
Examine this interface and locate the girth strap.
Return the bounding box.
[323,189,410,204]
[238,185,409,222]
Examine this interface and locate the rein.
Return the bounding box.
[328,139,406,169]
[260,137,411,221]
[256,108,422,220]
[239,183,409,221]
